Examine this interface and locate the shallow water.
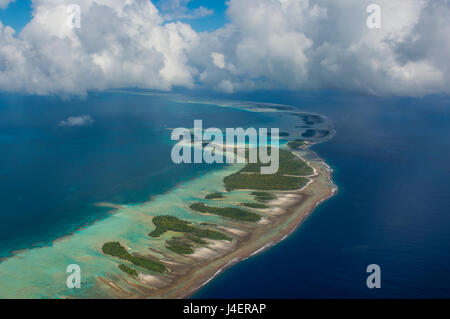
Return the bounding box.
[0,91,331,298]
[0,92,275,259]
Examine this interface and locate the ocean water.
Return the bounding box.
[193,92,450,298]
[1,91,449,298]
[0,92,277,259]
[0,91,334,298]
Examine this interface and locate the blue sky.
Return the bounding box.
[153,0,228,31]
[0,0,32,32]
[185,1,228,32]
[0,0,227,32]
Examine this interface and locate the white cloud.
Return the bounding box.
[211,52,225,69]
[192,0,450,96]
[216,79,234,93]
[0,0,14,9]
[0,0,449,97]
[0,0,199,95]
[58,115,94,127]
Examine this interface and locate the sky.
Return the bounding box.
[0,0,32,31]
[0,0,449,97]
[152,0,228,31]
[0,0,227,32]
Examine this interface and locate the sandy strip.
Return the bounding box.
[144,157,336,299]
[216,226,248,237]
[138,274,167,287]
[97,148,336,299]
[190,240,235,261]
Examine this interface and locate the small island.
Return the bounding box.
[98,141,335,298]
[205,192,226,200]
[0,96,336,299]
[102,242,166,273]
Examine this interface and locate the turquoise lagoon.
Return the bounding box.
[0,92,332,298]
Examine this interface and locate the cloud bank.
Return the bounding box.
[0,0,449,96]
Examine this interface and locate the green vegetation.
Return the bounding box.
[224,149,312,191]
[189,203,261,222]
[148,216,231,255]
[239,149,313,176]
[118,264,138,277]
[251,192,277,202]
[224,173,307,191]
[241,202,269,209]
[166,238,194,255]
[287,139,306,149]
[200,222,217,227]
[205,192,225,200]
[251,191,276,198]
[102,242,131,259]
[149,215,231,241]
[102,242,166,273]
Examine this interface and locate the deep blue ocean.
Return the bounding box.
[193,91,450,298]
[1,91,450,298]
